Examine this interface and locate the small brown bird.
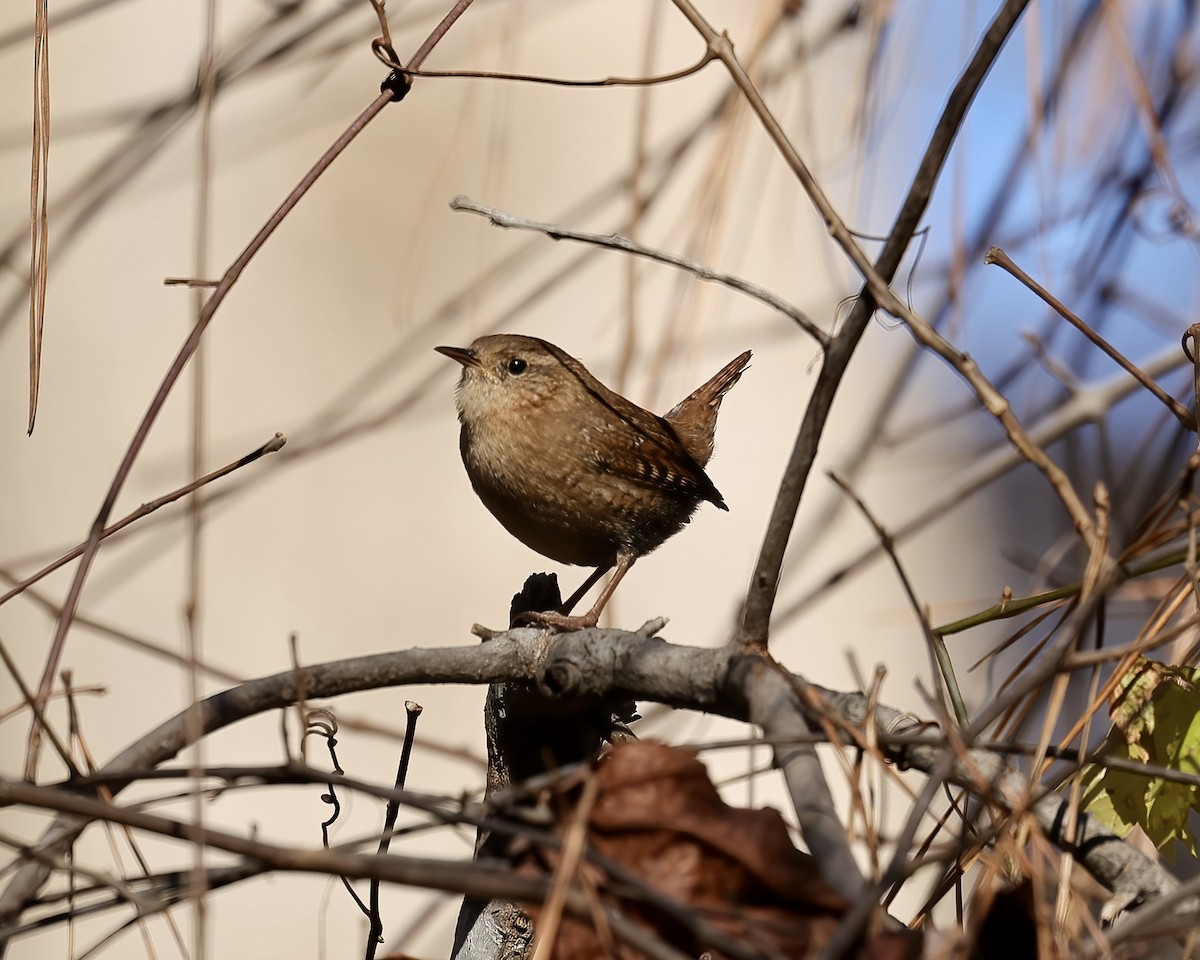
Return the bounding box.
[436,334,750,630]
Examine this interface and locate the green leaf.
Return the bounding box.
[1078,759,1141,838]
[1146,778,1195,861]
[1074,657,1200,858]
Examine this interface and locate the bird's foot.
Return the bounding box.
[510,608,599,632]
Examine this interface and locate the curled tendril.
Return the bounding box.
[305,706,338,739]
[306,706,372,919]
[371,38,402,70]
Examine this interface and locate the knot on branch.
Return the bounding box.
[379,69,411,102]
[537,630,612,699]
[539,657,581,697]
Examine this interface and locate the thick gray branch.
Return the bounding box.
[538,632,1179,918]
[0,627,1181,944]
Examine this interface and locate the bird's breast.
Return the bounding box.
[458,411,696,567]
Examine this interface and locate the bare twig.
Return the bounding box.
[60,672,190,956]
[700,0,1038,648]
[530,775,599,960]
[776,341,1190,624]
[0,635,77,777]
[450,195,828,346]
[828,471,967,725]
[0,433,286,609]
[378,47,719,90]
[366,0,397,65]
[21,90,393,771]
[162,276,219,287]
[27,0,50,435]
[986,245,1194,429]
[22,0,479,776]
[365,701,424,960]
[935,545,1193,638]
[183,3,220,946]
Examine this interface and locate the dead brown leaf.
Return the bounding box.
[515,741,919,960]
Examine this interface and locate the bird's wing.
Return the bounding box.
[539,340,728,510]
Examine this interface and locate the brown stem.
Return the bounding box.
[23,0,480,779]
[719,0,1035,648]
[987,245,1194,429]
[0,434,285,608]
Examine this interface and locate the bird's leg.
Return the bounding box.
[514,553,635,631]
[575,553,634,624]
[559,562,614,615]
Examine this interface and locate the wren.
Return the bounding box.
[436,334,750,630]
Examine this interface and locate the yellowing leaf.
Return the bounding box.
[1076,658,1200,858]
[1111,660,1165,747]
[1146,778,1196,861]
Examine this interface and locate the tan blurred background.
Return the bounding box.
[0,2,1021,956]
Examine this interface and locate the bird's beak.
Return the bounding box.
[435,345,481,368]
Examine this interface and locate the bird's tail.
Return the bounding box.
[663,350,752,467]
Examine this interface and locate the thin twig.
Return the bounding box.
[378,48,718,90]
[530,774,599,960]
[307,709,374,921]
[0,433,286,609]
[163,277,219,287]
[704,0,1039,648]
[20,97,395,773]
[937,547,1186,635]
[22,0,478,774]
[366,0,396,64]
[27,0,50,435]
[827,471,967,725]
[61,672,190,956]
[986,245,1194,429]
[776,343,1190,624]
[0,635,77,777]
[449,195,828,346]
[406,0,475,71]
[365,701,423,960]
[184,4,219,946]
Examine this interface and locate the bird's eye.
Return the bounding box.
[507,357,528,376]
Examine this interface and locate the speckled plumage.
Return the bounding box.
[436,334,750,628]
